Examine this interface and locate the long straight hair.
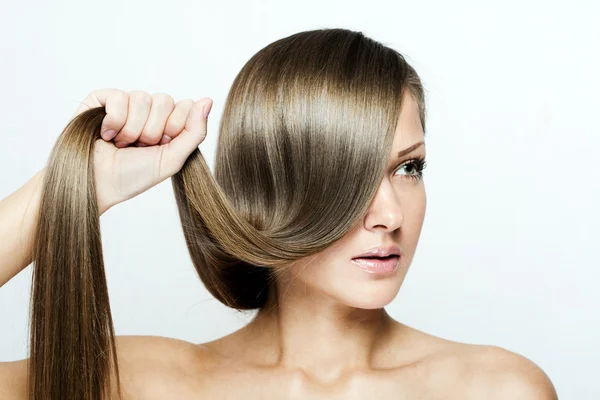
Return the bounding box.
[28,28,427,399]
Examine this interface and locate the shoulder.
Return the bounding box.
[396,325,557,399]
[0,359,27,400]
[114,334,211,367]
[0,335,215,400]
[112,335,216,398]
[461,345,558,400]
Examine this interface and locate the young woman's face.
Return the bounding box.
[279,90,427,309]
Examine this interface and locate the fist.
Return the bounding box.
[71,89,213,214]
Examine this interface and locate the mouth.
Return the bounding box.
[352,244,402,259]
[354,255,398,260]
[351,255,400,274]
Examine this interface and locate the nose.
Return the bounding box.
[363,179,404,233]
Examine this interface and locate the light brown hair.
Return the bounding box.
[29,27,427,399]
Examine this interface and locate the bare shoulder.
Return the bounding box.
[112,335,215,399]
[0,335,215,400]
[393,325,557,399]
[0,358,28,400]
[460,345,558,400]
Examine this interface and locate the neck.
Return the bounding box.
[244,272,398,383]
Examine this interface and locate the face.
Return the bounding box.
[277,90,427,310]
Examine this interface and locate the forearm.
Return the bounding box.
[0,168,109,287]
[0,168,46,287]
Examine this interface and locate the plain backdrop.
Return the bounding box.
[1,1,598,398]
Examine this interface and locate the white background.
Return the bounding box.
[1,1,598,398]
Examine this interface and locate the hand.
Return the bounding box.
[71,89,213,214]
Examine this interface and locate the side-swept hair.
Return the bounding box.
[28,27,427,399]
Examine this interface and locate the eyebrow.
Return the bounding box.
[397,141,425,158]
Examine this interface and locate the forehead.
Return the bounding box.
[391,90,425,151]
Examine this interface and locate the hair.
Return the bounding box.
[28,28,427,399]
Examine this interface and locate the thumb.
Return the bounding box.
[162,97,213,172]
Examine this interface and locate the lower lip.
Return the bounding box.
[351,255,400,274]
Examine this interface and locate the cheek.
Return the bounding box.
[288,255,404,303]
[279,249,409,310]
[288,257,331,288]
[405,186,427,230]
[286,235,355,288]
[284,254,346,299]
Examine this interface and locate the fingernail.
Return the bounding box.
[115,141,128,148]
[202,100,213,118]
[160,135,172,144]
[102,129,117,141]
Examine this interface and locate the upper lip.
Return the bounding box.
[352,244,402,259]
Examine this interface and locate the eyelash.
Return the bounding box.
[393,156,427,181]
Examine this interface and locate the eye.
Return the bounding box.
[393,156,427,181]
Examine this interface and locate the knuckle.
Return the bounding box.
[164,122,179,137]
[152,93,175,109]
[129,90,152,107]
[139,129,162,144]
[164,100,194,135]
[106,93,129,121]
[112,89,129,103]
[117,128,138,142]
[166,116,182,127]
[165,116,184,135]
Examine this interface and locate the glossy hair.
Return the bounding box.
[28,28,427,399]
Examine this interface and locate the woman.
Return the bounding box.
[0,28,557,399]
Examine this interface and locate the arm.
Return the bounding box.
[0,168,109,288]
[0,168,46,287]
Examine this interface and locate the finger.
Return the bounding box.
[136,93,175,146]
[161,99,195,144]
[113,91,152,148]
[99,90,129,141]
[161,97,212,174]
[71,88,123,120]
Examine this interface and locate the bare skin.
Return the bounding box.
[0,89,557,399]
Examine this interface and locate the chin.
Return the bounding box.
[349,299,395,310]
[350,292,398,309]
[338,281,402,310]
[348,268,408,309]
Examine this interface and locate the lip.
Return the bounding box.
[351,255,400,274]
[351,244,402,259]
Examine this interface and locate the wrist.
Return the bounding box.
[98,198,114,216]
